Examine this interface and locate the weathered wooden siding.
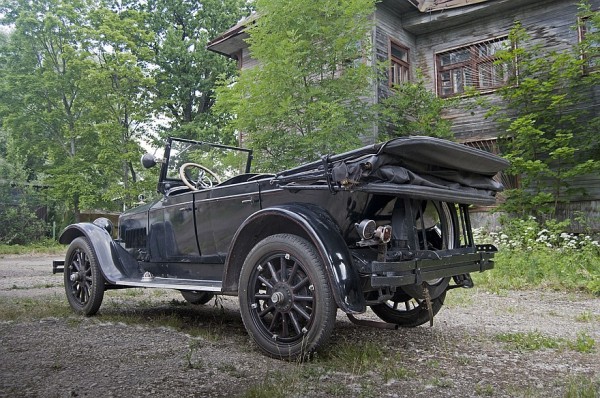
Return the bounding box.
[374,0,600,229]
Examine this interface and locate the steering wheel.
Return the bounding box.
[179,163,221,190]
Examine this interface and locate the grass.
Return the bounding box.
[472,247,600,296]
[495,330,596,353]
[564,375,600,398]
[0,296,72,321]
[0,240,65,255]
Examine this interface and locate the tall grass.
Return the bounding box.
[473,217,600,295]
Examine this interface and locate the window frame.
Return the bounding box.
[578,14,599,73]
[388,38,410,87]
[435,36,511,98]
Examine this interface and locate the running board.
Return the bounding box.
[110,277,222,292]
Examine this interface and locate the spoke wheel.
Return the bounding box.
[371,201,457,327]
[64,237,105,315]
[370,289,446,327]
[238,234,336,360]
[180,290,214,305]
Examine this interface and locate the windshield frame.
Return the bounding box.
[157,137,253,194]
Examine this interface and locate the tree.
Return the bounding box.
[377,73,455,141]
[0,0,105,221]
[140,0,249,143]
[491,12,600,219]
[215,0,377,171]
[85,6,157,209]
[0,0,158,218]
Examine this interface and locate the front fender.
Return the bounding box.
[59,223,134,283]
[224,204,366,314]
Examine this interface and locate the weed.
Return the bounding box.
[569,332,596,353]
[575,311,595,323]
[243,372,289,398]
[431,377,454,388]
[324,382,352,396]
[564,375,599,398]
[0,296,71,321]
[185,339,203,369]
[496,331,562,351]
[383,366,413,382]
[496,331,596,353]
[475,383,495,396]
[320,341,384,375]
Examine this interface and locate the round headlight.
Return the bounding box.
[93,217,114,235]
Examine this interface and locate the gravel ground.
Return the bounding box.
[0,254,598,398]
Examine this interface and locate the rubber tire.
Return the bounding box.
[238,234,337,360]
[180,291,214,305]
[370,290,446,328]
[64,237,105,316]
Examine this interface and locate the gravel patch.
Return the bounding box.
[0,254,598,397]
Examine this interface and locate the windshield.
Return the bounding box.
[163,138,253,187]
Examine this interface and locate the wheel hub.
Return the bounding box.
[270,282,293,312]
[70,271,84,282]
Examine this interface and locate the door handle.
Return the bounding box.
[241,198,259,205]
[178,206,193,212]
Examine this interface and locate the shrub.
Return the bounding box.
[0,204,47,245]
[473,217,600,295]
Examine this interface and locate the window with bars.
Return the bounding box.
[579,15,599,72]
[436,37,511,98]
[389,40,410,86]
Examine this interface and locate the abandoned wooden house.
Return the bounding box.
[207,0,600,231]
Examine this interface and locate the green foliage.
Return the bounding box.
[565,376,600,398]
[473,217,600,295]
[496,331,595,353]
[216,0,377,171]
[490,11,600,218]
[0,204,47,245]
[0,0,248,224]
[139,0,249,142]
[377,73,455,140]
[0,131,47,244]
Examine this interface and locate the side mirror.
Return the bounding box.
[141,153,157,169]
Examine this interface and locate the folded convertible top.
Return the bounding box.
[274,136,510,206]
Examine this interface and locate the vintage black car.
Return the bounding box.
[53,136,509,359]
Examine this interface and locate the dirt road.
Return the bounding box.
[0,254,598,397]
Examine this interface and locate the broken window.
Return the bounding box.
[389,40,410,86]
[436,37,510,98]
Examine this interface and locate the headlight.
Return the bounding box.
[93,217,114,235]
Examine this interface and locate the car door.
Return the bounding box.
[195,180,262,262]
[160,190,200,259]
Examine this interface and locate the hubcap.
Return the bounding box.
[271,291,284,303]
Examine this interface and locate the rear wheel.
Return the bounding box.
[238,234,337,359]
[64,237,105,316]
[370,289,446,327]
[180,290,214,305]
[371,200,457,327]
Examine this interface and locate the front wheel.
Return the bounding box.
[64,237,105,315]
[238,234,337,360]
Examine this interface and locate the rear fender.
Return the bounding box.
[59,223,136,283]
[223,204,366,313]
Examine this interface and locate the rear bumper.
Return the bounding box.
[367,248,495,288]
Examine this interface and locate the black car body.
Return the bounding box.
[54,136,509,358]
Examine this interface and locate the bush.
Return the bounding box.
[0,204,47,245]
[473,217,600,295]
